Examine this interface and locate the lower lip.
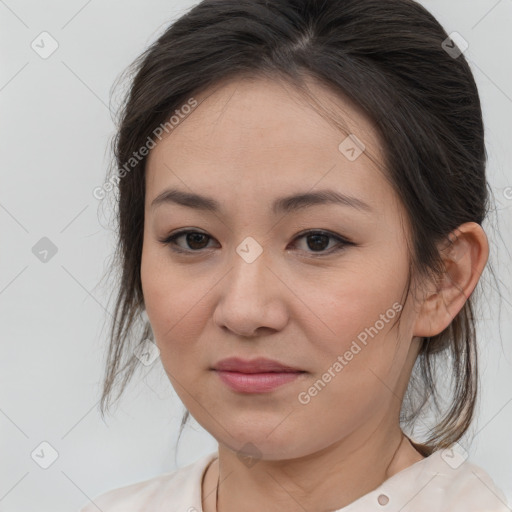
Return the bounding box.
[214,370,304,393]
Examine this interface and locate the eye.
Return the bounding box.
[159,230,217,253]
[159,229,353,256]
[290,230,353,256]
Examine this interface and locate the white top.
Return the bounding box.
[78,449,510,512]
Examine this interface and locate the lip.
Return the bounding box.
[212,357,306,393]
[212,357,303,373]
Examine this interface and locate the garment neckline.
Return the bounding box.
[198,442,438,511]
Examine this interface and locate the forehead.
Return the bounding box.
[145,76,391,212]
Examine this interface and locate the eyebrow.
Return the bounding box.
[150,187,372,215]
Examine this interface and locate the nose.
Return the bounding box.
[212,248,289,338]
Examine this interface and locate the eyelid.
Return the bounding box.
[291,230,353,257]
[158,229,217,254]
[159,229,354,256]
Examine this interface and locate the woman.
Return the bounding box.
[81,0,510,510]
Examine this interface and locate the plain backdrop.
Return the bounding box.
[1,1,511,511]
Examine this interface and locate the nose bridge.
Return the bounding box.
[228,237,271,300]
[213,238,287,336]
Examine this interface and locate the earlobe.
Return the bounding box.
[413,222,489,338]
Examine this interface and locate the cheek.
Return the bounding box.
[140,247,213,364]
[300,264,406,348]
[295,297,407,434]
[296,251,410,393]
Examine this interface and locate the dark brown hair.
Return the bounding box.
[98,0,499,456]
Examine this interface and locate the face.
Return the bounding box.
[141,76,423,460]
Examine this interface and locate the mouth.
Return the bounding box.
[211,357,306,393]
[212,356,305,373]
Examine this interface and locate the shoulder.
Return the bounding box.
[78,451,218,512]
[375,449,510,512]
[433,451,510,511]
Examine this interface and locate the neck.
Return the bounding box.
[202,424,425,512]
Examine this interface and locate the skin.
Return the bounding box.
[140,76,489,512]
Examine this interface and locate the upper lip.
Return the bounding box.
[212,357,304,373]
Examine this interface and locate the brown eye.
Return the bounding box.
[184,232,210,250]
[160,229,353,257]
[305,233,330,252]
[160,230,216,252]
[292,230,352,255]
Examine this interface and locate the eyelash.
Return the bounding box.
[158,229,354,257]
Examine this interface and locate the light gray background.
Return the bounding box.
[1,1,511,511]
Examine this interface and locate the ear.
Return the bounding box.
[413,222,489,337]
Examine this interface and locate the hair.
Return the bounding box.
[97,0,501,457]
